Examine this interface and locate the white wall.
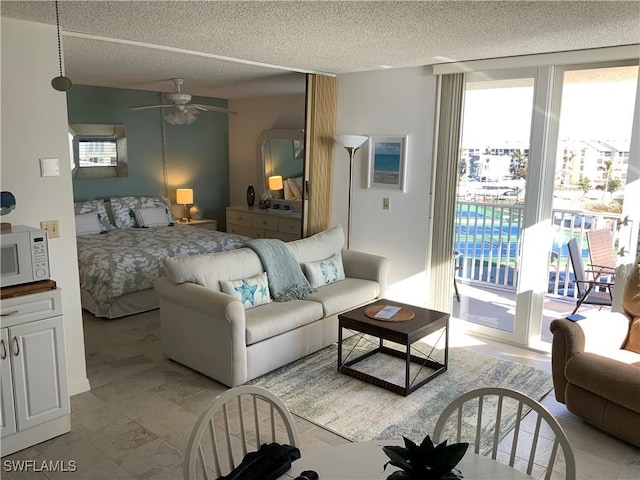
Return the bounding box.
[333,67,438,305]
[228,94,306,208]
[1,18,89,395]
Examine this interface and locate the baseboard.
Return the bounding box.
[69,377,91,396]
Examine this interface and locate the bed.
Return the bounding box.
[74,196,248,318]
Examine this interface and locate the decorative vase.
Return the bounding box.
[246,185,255,207]
[189,205,203,220]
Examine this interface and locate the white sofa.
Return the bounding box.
[154,226,389,387]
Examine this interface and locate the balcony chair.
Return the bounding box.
[433,387,576,480]
[585,228,617,280]
[567,238,612,314]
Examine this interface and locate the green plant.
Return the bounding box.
[382,435,469,480]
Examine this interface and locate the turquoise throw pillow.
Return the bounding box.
[303,254,345,288]
[220,273,271,309]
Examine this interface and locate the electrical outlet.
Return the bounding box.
[41,220,60,239]
[383,198,390,210]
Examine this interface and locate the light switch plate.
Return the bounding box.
[383,198,390,210]
[40,158,60,177]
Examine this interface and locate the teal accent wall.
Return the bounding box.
[67,85,230,228]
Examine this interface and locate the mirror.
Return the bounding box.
[69,123,128,178]
[257,129,305,210]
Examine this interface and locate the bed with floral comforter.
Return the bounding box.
[77,224,248,318]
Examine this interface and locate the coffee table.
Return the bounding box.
[337,299,449,396]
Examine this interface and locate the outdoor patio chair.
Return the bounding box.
[567,238,613,314]
[586,228,617,281]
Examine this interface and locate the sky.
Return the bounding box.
[461,70,638,147]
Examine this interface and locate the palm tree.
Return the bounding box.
[598,159,614,199]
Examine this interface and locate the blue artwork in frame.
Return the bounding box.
[368,135,408,191]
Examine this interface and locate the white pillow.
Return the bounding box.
[75,212,102,236]
[133,207,171,228]
[287,178,302,199]
[303,253,345,288]
[220,272,271,309]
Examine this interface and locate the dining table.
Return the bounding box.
[278,440,535,480]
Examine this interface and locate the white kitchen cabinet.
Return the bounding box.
[0,288,70,456]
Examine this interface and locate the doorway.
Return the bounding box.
[453,61,639,348]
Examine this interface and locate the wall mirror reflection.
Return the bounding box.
[257,129,305,210]
[69,124,128,178]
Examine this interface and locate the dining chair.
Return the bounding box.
[567,238,613,314]
[586,228,617,280]
[184,385,299,480]
[433,387,576,480]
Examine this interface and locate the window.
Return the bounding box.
[76,135,118,167]
[69,124,128,178]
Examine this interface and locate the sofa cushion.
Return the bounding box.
[220,273,271,309]
[287,225,344,264]
[304,277,380,317]
[625,317,640,354]
[565,351,640,414]
[244,300,324,345]
[622,255,640,319]
[303,253,345,288]
[164,248,262,291]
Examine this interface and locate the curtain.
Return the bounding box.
[428,73,465,313]
[304,74,337,237]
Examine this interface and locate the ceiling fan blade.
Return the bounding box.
[191,103,238,115]
[129,104,174,110]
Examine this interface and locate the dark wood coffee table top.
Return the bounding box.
[338,299,449,345]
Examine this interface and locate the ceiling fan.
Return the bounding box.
[129,78,237,125]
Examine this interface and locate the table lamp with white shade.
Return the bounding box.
[268,175,284,199]
[176,188,194,222]
[334,134,368,249]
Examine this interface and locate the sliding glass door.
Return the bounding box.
[453,60,639,348]
[453,71,536,344]
[540,63,639,344]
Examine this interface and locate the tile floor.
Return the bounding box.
[2,309,638,479]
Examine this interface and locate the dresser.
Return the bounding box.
[226,206,302,242]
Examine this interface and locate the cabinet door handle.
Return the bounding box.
[0,339,6,360]
[12,337,19,356]
[0,310,19,317]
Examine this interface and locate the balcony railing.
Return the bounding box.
[453,201,623,298]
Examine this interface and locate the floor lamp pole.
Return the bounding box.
[335,134,368,250]
[345,146,357,250]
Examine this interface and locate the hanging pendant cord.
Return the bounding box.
[54,0,64,77]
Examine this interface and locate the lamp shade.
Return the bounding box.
[334,135,368,149]
[268,175,284,190]
[176,188,193,205]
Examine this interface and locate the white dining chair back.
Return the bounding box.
[433,387,575,480]
[184,385,299,480]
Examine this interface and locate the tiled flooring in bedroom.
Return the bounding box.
[2,310,638,480]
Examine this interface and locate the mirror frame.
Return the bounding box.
[256,128,305,207]
[69,123,128,179]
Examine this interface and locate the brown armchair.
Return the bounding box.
[550,255,640,447]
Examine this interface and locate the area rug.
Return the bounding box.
[249,337,553,449]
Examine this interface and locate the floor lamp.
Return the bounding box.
[334,135,368,249]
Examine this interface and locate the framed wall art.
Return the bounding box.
[367,135,408,192]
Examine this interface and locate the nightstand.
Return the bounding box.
[181,219,217,230]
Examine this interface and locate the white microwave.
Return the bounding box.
[0,225,50,288]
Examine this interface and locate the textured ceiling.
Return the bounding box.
[2,1,639,98]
